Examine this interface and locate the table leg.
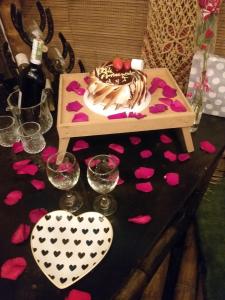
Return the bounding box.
[58,137,70,153]
[181,127,194,152]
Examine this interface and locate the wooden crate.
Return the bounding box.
[57,68,195,153]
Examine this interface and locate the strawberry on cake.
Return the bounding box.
[84,58,151,116]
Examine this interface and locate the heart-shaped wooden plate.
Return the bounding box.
[30,210,113,289]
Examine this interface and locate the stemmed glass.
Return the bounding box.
[46,152,83,213]
[87,154,119,216]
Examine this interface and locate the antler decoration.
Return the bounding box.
[10,1,54,47]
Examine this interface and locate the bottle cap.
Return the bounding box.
[15,53,29,67]
[131,59,144,71]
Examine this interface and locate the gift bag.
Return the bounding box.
[187,51,225,118]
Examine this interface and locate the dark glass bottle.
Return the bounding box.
[20,38,45,108]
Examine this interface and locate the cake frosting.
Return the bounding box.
[86,61,149,114]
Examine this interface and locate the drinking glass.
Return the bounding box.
[46,152,83,213]
[0,115,20,147]
[87,154,119,216]
[18,122,46,154]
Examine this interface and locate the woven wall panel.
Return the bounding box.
[215,1,225,58]
[21,0,148,72]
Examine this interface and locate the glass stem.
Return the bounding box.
[100,195,110,209]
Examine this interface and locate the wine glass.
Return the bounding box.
[87,154,119,216]
[46,152,83,213]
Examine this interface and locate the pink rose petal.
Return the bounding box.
[164,150,177,162]
[140,149,152,159]
[117,178,124,185]
[134,167,155,179]
[65,289,91,300]
[136,182,153,193]
[164,172,180,186]
[178,153,191,162]
[128,215,152,224]
[200,140,216,154]
[12,142,24,154]
[84,156,93,166]
[72,112,89,122]
[128,112,146,119]
[66,81,80,92]
[41,146,57,162]
[66,101,83,112]
[170,100,187,112]
[12,159,31,171]
[11,224,30,244]
[159,97,173,106]
[148,77,167,94]
[149,104,168,113]
[16,164,38,175]
[29,208,48,224]
[31,179,45,190]
[72,139,89,151]
[160,134,173,144]
[110,154,120,166]
[57,162,74,173]
[4,190,23,206]
[163,85,177,98]
[1,257,27,280]
[129,136,142,145]
[107,112,127,120]
[75,87,86,96]
[108,143,125,154]
[84,76,91,85]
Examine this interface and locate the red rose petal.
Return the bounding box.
[1,257,27,280]
[164,150,177,162]
[136,182,153,192]
[11,224,30,244]
[178,153,191,162]
[29,208,48,224]
[128,112,146,119]
[200,140,216,154]
[164,172,180,186]
[170,100,187,112]
[163,85,177,98]
[16,164,38,175]
[84,156,93,166]
[109,154,120,166]
[65,289,91,300]
[4,190,23,206]
[12,142,24,154]
[66,81,80,92]
[107,112,127,120]
[31,179,45,190]
[41,146,57,162]
[57,162,74,173]
[72,112,89,122]
[84,76,91,85]
[128,215,152,224]
[140,149,153,159]
[160,134,173,144]
[12,159,31,171]
[159,97,173,106]
[149,104,168,113]
[117,178,124,185]
[108,143,125,154]
[129,136,141,145]
[134,167,155,179]
[66,101,83,112]
[148,77,167,94]
[72,139,89,152]
[75,87,86,96]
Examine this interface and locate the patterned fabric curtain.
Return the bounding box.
[142,0,198,92]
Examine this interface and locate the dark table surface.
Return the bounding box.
[0,111,224,300]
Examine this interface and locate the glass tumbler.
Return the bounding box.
[18,122,46,154]
[0,115,20,147]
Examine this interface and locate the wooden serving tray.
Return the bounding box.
[57,68,195,153]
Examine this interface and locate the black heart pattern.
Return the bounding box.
[31,210,113,289]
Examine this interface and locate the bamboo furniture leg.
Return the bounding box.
[181,127,194,152]
[58,137,70,153]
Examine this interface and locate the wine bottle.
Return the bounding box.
[19,38,45,108]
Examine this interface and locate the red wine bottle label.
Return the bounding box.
[30,38,44,65]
